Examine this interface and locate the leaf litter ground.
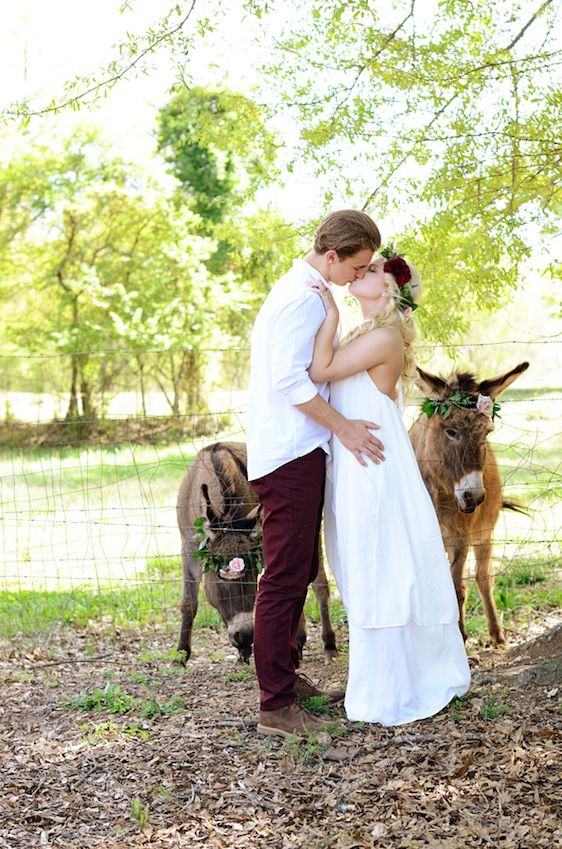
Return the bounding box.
[1,614,560,849]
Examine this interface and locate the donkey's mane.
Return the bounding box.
[443,370,480,397]
[208,443,254,524]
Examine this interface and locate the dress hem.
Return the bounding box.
[345,682,470,727]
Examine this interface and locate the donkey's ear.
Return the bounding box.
[201,483,219,529]
[479,361,529,398]
[246,503,262,523]
[247,503,263,540]
[415,367,448,398]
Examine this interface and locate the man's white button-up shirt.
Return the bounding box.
[247,259,331,481]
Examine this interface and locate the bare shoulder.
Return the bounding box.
[362,325,403,351]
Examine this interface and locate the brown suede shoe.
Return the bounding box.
[257,702,328,738]
[294,673,345,704]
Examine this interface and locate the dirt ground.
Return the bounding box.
[1,615,561,849]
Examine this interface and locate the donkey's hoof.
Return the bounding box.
[323,647,338,665]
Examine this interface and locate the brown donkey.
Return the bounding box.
[177,442,337,663]
[409,361,529,645]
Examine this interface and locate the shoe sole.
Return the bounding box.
[257,722,326,738]
[257,723,295,738]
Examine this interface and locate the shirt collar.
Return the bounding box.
[292,259,332,289]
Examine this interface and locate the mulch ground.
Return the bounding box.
[1,615,561,849]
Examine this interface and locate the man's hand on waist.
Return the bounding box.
[334,419,385,467]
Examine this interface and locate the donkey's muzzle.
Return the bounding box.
[227,611,254,659]
[455,472,486,513]
[231,623,254,649]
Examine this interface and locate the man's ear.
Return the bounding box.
[325,249,338,264]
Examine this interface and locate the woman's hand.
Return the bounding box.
[305,280,339,321]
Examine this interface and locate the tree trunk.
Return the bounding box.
[476,623,562,688]
[170,352,180,417]
[64,295,82,421]
[80,372,95,420]
[137,356,147,418]
[65,354,80,421]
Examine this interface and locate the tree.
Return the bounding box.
[157,87,279,226]
[0,130,253,420]
[155,85,302,345]
[253,0,562,342]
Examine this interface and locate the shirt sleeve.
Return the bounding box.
[269,291,327,405]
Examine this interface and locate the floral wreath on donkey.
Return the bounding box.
[421,392,501,422]
[192,516,264,581]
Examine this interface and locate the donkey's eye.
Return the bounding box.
[445,428,459,440]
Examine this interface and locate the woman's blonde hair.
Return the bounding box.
[340,259,423,397]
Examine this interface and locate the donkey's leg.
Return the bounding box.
[294,611,307,666]
[474,539,505,645]
[311,560,337,663]
[177,556,200,663]
[447,542,470,642]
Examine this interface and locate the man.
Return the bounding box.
[247,209,384,738]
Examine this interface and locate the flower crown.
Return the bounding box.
[192,516,264,579]
[380,245,418,315]
[421,393,500,421]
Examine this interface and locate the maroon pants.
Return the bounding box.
[251,448,326,711]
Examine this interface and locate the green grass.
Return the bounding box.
[284,732,330,763]
[463,552,561,640]
[138,695,184,719]
[0,442,197,591]
[479,688,511,721]
[65,684,139,715]
[448,695,471,722]
[495,555,551,588]
[300,695,333,716]
[304,591,347,625]
[0,442,195,490]
[225,670,253,682]
[65,684,184,719]
[78,720,150,742]
[0,562,223,638]
[1,548,558,640]
[130,797,150,831]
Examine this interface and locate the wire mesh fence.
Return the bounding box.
[0,341,560,644]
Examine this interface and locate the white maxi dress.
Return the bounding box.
[324,371,471,726]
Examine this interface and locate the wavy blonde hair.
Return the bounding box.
[340,259,423,397]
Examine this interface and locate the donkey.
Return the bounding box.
[409,361,529,645]
[176,441,337,663]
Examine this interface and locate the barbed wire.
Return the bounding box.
[0,337,561,359]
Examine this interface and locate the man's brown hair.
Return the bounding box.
[313,209,381,258]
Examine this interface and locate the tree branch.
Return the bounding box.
[332,0,416,114]
[4,1,198,121]
[505,0,556,51]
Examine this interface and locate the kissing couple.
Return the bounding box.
[246,209,470,737]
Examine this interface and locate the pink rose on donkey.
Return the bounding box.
[219,557,246,580]
[476,394,494,417]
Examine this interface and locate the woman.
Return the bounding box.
[306,253,470,726]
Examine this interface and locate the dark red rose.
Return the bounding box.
[383,257,411,288]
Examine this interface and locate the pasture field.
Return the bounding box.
[0,387,559,641]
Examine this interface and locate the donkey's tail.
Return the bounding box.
[502,499,531,517]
